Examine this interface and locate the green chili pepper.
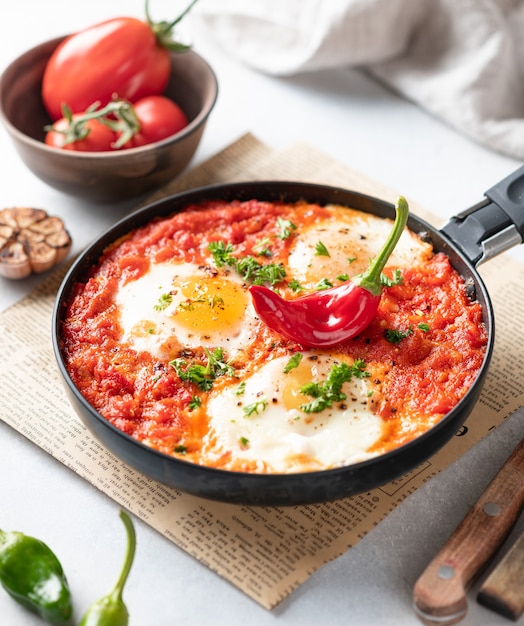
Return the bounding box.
[79,510,136,626]
[0,527,72,623]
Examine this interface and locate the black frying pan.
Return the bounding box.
[52,169,524,506]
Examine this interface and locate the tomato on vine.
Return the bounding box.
[43,97,189,152]
[44,105,116,152]
[121,96,188,148]
[41,0,198,121]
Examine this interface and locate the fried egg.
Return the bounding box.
[287,206,433,288]
[204,352,383,472]
[116,261,258,359]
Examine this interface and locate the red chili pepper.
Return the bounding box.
[249,196,409,348]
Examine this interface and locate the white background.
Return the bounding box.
[0,2,522,625]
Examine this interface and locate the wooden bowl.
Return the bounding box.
[0,36,218,202]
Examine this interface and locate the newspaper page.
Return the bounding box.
[0,134,523,610]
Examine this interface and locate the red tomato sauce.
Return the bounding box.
[61,200,488,470]
[345,253,487,451]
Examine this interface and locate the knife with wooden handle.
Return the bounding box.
[477,526,524,621]
[412,436,524,625]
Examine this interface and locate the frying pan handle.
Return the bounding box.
[441,165,524,266]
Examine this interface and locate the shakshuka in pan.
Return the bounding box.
[60,199,487,473]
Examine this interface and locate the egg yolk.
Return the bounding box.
[173,275,247,334]
[282,362,319,411]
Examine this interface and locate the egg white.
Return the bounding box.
[287,207,433,288]
[116,261,258,359]
[204,352,383,472]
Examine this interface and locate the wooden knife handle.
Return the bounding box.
[412,436,524,625]
[477,527,524,621]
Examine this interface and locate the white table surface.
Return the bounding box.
[1,2,523,625]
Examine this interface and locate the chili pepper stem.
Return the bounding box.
[79,510,136,626]
[110,510,136,603]
[353,196,409,296]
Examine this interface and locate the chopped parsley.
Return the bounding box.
[235,381,246,396]
[384,326,414,344]
[300,360,369,414]
[235,255,287,285]
[234,255,261,282]
[418,322,430,332]
[174,445,187,454]
[288,278,303,292]
[188,396,202,410]
[207,241,286,286]
[154,292,173,311]
[283,352,303,373]
[314,241,330,257]
[336,273,349,282]
[253,237,273,257]
[243,398,268,416]
[239,436,250,448]
[253,262,287,285]
[170,347,236,391]
[276,217,297,240]
[315,277,333,290]
[208,240,236,267]
[380,269,404,287]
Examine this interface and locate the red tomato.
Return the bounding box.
[122,96,189,148]
[42,18,170,121]
[45,116,116,152]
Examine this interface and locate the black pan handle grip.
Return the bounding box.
[441,165,524,266]
[485,164,524,235]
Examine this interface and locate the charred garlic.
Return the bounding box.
[0,207,72,279]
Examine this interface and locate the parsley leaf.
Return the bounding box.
[253,262,287,286]
[253,237,273,257]
[288,278,303,292]
[283,352,303,373]
[315,241,330,257]
[188,396,202,410]
[315,277,333,290]
[384,326,414,344]
[206,347,236,377]
[154,293,173,311]
[208,241,236,267]
[209,241,286,287]
[170,347,236,391]
[418,322,430,332]
[171,360,213,391]
[243,398,268,416]
[276,217,297,240]
[300,360,369,413]
[235,256,287,285]
[380,269,403,287]
[235,381,246,396]
[234,255,259,282]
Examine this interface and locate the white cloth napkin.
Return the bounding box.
[193,0,524,160]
